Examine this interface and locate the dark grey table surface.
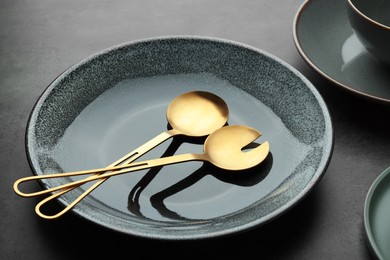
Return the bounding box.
[1,0,389,259]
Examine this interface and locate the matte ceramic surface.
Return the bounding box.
[347,0,390,64]
[26,36,333,240]
[293,0,390,105]
[364,167,390,260]
[348,0,390,27]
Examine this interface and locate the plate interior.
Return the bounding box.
[27,37,333,239]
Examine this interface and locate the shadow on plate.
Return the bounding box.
[127,129,272,220]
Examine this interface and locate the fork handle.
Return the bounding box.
[33,130,188,219]
[33,152,204,218]
[30,153,205,197]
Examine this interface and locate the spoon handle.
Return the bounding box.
[19,152,206,219]
[37,153,206,197]
[14,130,177,197]
[109,129,179,166]
[13,130,184,220]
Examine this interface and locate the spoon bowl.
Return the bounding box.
[167,91,229,136]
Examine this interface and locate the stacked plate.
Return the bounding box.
[293,0,390,105]
[293,0,390,258]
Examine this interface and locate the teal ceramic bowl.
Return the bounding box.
[26,36,333,239]
[365,167,390,260]
[293,0,390,105]
[347,0,390,64]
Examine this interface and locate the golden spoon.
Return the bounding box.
[14,91,229,219]
[15,125,269,200]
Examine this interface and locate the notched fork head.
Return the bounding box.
[204,125,270,171]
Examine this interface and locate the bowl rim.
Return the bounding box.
[347,0,390,30]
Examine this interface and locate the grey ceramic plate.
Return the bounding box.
[364,167,390,260]
[293,0,390,105]
[26,36,333,240]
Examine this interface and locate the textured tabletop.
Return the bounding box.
[1,1,389,259]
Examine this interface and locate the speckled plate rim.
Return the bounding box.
[364,167,390,260]
[25,35,334,240]
[292,0,390,105]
